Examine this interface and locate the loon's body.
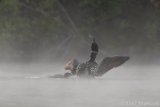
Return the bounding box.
[63,38,99,78]
[52,39,130,79]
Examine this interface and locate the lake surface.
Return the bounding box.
[0,64,159,107]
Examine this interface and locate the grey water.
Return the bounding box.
[0,63,159,107]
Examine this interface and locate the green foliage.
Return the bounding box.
[0,0,159,60]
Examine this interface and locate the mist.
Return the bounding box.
[0,64,160,107]
[0,0,160,107]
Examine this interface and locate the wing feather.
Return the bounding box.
[96,56,130,76]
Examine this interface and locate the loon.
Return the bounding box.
[51,38,130,79]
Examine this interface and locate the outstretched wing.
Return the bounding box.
[95,56,130,76]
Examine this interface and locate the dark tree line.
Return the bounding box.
[0,0,159,61]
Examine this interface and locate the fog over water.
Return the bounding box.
[0,0,160,107]
[0,61,159,107]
